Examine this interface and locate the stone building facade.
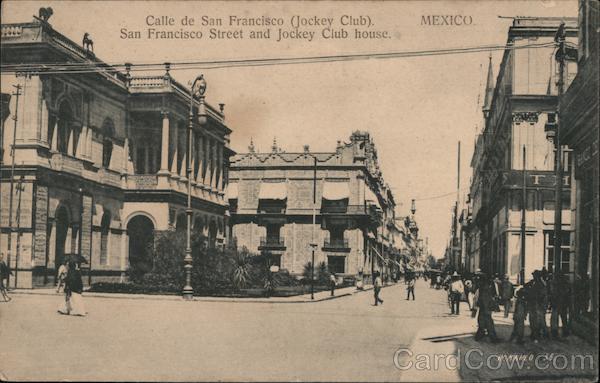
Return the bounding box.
[228,132,400,279]
[0,17,234,288]
[466,17,578,283]
[561,0,599,339]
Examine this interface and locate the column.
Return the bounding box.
[132,143,138,174]
[203,136,209,185]
[217,143,224,191]
[86,126,93,161]
[40,100,49,145]
[170,121,179,178]
[159,112,170,173]
[211,138,217,189]
[144,145,150,174]
[67,125,74,156]
[50,116,59,151]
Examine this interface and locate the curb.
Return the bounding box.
[8,285,379,304]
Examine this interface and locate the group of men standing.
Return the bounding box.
[451,268,573,344]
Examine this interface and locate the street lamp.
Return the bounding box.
[182,74,207,300]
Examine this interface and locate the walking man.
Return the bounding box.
[510,285,528,344]
[406,274,415,300]
[474,273,501,343]
[374,271,384,306]
[500,274,514,318]
[449,272,464,315]
[549,272,571,338]
[329,273,337,297]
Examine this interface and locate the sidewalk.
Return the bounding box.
[399,296,599,382]
[9,283,382,303]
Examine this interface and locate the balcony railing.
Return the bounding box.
[321,204,368,215]
[322,239,350,252]
[259,237,286,250]
[127,174,158,190]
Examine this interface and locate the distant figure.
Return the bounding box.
[449,272,464,315]
[329,273,337,297]
[406,274,415,300]
[38,7,53,22]
[500,275,514,318]
[0,253,13,302]
[374,271,384,306]
[56,260,68,293]
[83,33,94,53]
[435,275,442,290]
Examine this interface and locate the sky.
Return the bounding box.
[1,0,577,258]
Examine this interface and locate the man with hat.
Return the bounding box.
[500,274,514,318]
[525,270,548,342]
[449,271,464,315]
[474,272,501,343]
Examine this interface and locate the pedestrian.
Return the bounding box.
[58,261,86,316]
[329,273,337,296]
[449,272,464,315]
[406,274,415,300]
[435,274,442,290]
[56,260,68,293]
[510,285,528,344]
[465,278,474,311]
[0,253,13,302]
[549,272,571,338]
[474,273,501,343]
[374,271,384,306]
[500,274,514,318]
[526,270,548,342]
[492,274,502,312]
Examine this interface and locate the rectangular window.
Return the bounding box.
[544,231,570,273]
[328,256,346,274]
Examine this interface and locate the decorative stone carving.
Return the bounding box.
[512,112,539,124]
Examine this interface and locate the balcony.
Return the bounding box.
[320,204,368,215]
[322,239,350,253]
[259,237,286,251]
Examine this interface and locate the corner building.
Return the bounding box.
[0,17,234,288]
[228,132,399,279]
[468,17,578,282]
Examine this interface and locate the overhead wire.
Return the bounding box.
[0,41,557,76]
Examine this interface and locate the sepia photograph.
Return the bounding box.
[0,0,598,381]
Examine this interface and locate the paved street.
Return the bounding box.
[1,280,597,382]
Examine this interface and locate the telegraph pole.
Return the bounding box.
[310,156,317,300]
[14,175,25,287]
[553,22,566,274]
[520,146,527,285]
[6,84,22,288]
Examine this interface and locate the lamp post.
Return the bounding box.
[183,74,207,300]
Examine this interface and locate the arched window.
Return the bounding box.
[101,118,115,169]
[57,101,73,155]
[100,210,111,265]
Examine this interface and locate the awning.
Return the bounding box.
[322,181,350,201]
[226,182,238,200]
[258,181,287,200]
[365,187,380,207]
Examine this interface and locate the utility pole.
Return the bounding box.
[310,156,317,300]
[14,175,25,287]
[453,141,461,271]
[6,84,22,288]
[553,22,566,275]
[520,146,527,285]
